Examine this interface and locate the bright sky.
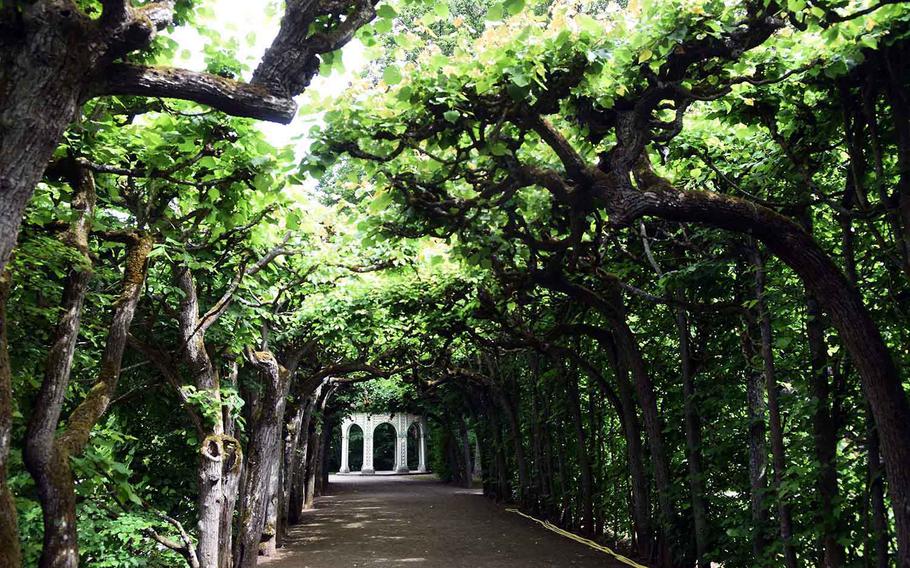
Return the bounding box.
[168,0,368,153]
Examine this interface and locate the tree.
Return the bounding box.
[314,0,910,563]
[0,0,378,275]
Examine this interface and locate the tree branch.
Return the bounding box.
[96,64,297,123]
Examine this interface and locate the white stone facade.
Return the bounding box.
[339,412,428,475]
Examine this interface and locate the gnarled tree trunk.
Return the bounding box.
[23,164,94,568]
[233,351,291,568]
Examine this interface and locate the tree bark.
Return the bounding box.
[233,351,291,568]
[750,246,798,568]
[303,423,322,510]
[741,323,770,559]
[0,268,21,568]
[544,315,653,557]
[172,265,241,568]
[836,156,890,568]
[23,165,94,568]
[564,368,594,536]
[0,5,90,274]
[805,291,846,568]
[218,363,241,568]
[676,307,709,568]
[612,320,678,567]
[288,393,318,525]
[867,409,890,568]
[278,389,310,543]
[485,395,511,501]
[496,386,529,507]
[59,234,153,454]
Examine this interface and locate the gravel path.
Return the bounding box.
[259,473,626,568]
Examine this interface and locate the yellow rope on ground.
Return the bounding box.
[504,508,649,568]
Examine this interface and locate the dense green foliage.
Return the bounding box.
[4,0,910,567]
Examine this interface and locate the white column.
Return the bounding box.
[339,426,350,473]
[361,420,375,474]
[417,417,428,473]
[396,432,409,473]
[395,415,409,473]
[472,435,482,477]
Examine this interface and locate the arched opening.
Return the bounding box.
[407,422,421,471]
[372,423,397,471]
[346,423,364,472]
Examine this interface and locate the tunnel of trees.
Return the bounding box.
[1,0,910,567]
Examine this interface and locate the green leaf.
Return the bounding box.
[490,142,509,156]
[504,0,525,16]
[376,4,397,19]
[374,17,393,34]
[434,4,450,18]
[486,4,504,21]
[383,65,402,85]
[443,110,460,123]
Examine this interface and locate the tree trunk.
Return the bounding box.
[497,388,529,507]
[233,352,291,568]
[317,420,331,496]
[751,246,798,568]
[23,166,94,568]
[486,397,511,501]
[23,274,90,568]
[530,383,548,514]
[597,334,653,559]
[259,446,281,557]
[218,364,241,568]
[883,44,910,277]
[303,422,322,510]
[278,391,309,543]
[533,276,658,560]
[173,266,236,568]
[805,292,846,568]
[741,324,770,559]
[217,439,241,568]
[0,269,20,568]
[623,164,910,564]
[0,5,90,274]
[564,369,594,536]
[837,182,890,568]
[677,307,709,567]
[288,394,318,525]
[610,310,677,567]
[558,324,652,555]
[867,409,890,568]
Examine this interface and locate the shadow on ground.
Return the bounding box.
[259,474,626,567]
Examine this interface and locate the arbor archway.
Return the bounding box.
[407,422,421,471]
[372,423,397,471]
[338,413,429,474]
[346,424,364,472]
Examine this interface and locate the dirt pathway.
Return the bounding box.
[260,474,627,568]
